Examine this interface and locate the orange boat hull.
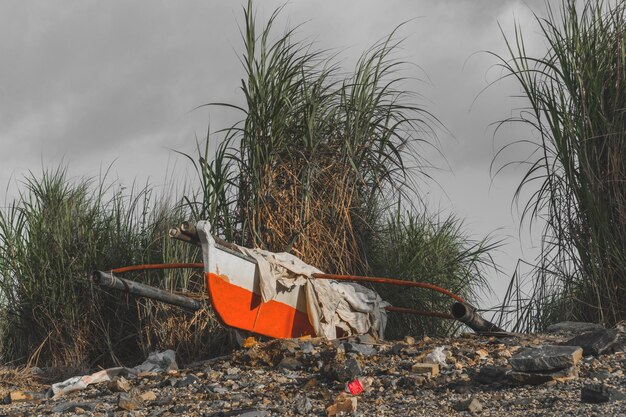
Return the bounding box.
[206,272,315,339]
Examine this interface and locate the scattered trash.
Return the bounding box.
[51,367,128,397]
[51,350,177,397]
[424,346,447,367]
[132,350,178,374]
[344,377,373,395]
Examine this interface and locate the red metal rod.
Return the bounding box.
[385,305,454,320]
[311,273,466,304]
[105,263,461,319]
[110,263,204,274]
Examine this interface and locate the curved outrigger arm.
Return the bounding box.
[91,262,502,333]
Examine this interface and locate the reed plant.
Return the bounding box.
[185,1,499,337]
[188,1,438,275]
[494,0,626,330]
[0,167,224,367]
[370,211,499,337]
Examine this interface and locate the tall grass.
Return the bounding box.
[188,1,438,275]
[185,1,499,337]
[0,167,226,367]
[494,0,626,330]
[371,212,499,337]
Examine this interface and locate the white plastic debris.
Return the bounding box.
[51,350,177,397]
[132,349,178,373]
[52,367,128,396]
[424,346,447,367]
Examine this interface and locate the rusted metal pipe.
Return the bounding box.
[169,227,200,246]
[91,270,203,311]
[180,221,198,239]
[451,302,504,333]
[385,305,454,320]
[311,273,466,303]
[110,263,204,274]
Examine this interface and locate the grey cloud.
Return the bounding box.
[0,0,559,301]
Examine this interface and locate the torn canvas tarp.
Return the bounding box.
[198,221,388,340]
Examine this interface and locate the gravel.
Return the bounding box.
[1,329,626,416]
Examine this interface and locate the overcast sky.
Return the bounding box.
[0,0,551,304]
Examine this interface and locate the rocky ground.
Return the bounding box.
[1,322,626,416]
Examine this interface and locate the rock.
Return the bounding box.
[411,362,439,377]
[357,334,378,345]
[108,376,131,392]
[561,329,620,356]
[235,410,269,417]
[326,392,357,416]
[243,336,257,348]
[140,390,157,402]
[343,342,376,356]
[508,345,582,372]
[454,397,483,413]
[169,404,189,413]
[299,342,314,354]
[336,357,362,382]
[294,395,313,414]
[118,393,143,411]
[175,373,200,388]
[475,348,489,360]
[581,384,626,403]
[7,390,46,403]
[212,385,229,394]
[509,366,577,385]
[547,321,604,334]
[474,366,508,384]
[51,402,95,413]
[278,356,302,370]
[404,336,416,345]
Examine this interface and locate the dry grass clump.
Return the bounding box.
[137,300,230,364]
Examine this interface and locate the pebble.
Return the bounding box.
[2,329,626,416]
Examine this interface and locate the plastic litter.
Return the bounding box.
[51,350,177,397]
[424,346,447,367]
[344,377,373,396]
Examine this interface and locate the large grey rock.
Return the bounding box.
[547,321,604,334]
[509,366,577,385]
[508,345,582,372]
[581,384,626,403]
[561,328,620,356]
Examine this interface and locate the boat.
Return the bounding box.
[92,221,503,339]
